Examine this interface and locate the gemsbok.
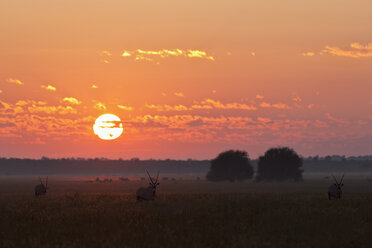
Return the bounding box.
[136,170,159,201]
[328,174,344,200]
[35,177,48,196]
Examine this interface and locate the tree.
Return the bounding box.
[206,150,254,182]
[256,147,303,181]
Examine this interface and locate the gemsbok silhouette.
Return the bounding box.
[35,177,48,196]
[136,170,159,201]
[328,174,344,200]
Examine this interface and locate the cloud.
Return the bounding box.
[259,102,290,109]
[145,104,189,111]
[121,49,215,62]
[292,96,302,102]
[321,42,372,58]
[117,105,133,111]
[63,97,82,105]
[256,94,264,99]
[0,89,2,94]
[174,92,184,97]
[313,120,328,128]
[201,99,257,110]
[191,104,213,110]
[16,100,29,106]
[28,105,77,115]
[145,99,257,112]
[91,85,98,89]
[187,50,215,60]
[41,85,56,91]
[325,113,349,125]
[101,51,112,57]
[257,117,272,123]
[94,102,106,110]
[122,51,131,57]
[302,52,315,57]
[7,78,23,85]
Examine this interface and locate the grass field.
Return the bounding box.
[0,175,371,247]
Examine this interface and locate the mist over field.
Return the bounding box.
[1,156,372,177]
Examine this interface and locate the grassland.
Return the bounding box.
[0,175,371,248]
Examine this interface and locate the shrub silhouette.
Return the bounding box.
[206,150,254,182]
[256,147,303,181]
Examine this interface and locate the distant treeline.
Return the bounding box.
[0,158,210,176]
[0,156,371,176]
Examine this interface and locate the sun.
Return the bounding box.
[93,114,123,140]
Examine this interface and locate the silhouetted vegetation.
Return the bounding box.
[206,150,254,182]
[0,158,210,176]
[256,147,303,181]
[0,155,372,177]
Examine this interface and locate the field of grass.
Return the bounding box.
[0,175,371,247]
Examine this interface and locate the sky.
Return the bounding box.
[0,0,372,159]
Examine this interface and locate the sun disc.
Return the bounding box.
[93,114,123,140]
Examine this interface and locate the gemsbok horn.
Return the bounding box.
[328,174,344,200]
[136,170,160,201]
[35,176,48,196]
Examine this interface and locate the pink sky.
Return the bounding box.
[0,0,371,159]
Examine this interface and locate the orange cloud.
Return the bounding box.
[257,117,272,123]
[145,104,189,111]
[259,102,290,109]
[325,113,349,125]
[322,42,372,58]
[91,85,98,89]
[292,96,302,102]
[302,52,315,57]
[41,84,56,91]
[256,94,264,99]
[16,100,29,106]
[117,105,133,111]
[187,50,214,60]
[28,105,77,115]
[101,50,112,57]
[94,102,106,110]
[174,92,184,97]
[62,97,82,105]
[121,49,214,62]
[145,99,257,112]
[6,78,23,85]
[201,99,256,110]
[121,51,131,57]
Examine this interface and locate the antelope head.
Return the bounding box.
[39,176,48,191]
[146,170,160,193]
[332,174,344,189]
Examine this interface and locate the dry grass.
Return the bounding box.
[0,176,371,247]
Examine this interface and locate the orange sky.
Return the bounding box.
[1,0,372,159]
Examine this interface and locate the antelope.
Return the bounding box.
[35,177,48,196]
[328,174,344,200]
[136,170,159,201]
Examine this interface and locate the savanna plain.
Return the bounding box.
[0,175,371,248]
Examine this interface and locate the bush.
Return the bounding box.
[206,150,254,182]
[256,147,303,181]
